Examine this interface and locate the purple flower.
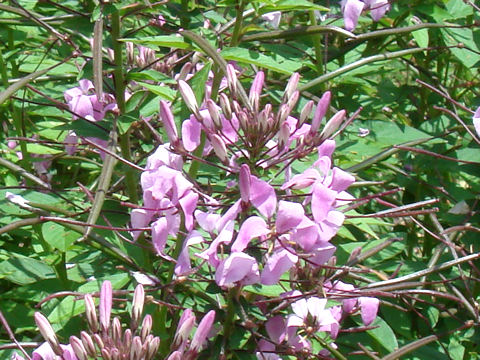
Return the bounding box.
[215,252,260,287]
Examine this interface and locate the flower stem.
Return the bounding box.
[308,10,324,76]
[230,0,246,46]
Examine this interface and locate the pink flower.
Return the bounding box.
[473,107,480,138]
[215,252,260,287]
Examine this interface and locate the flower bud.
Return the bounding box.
[101,348,112,360]
[190,310,215,354]
[80,331,96,357]
[126,42,134,64]
[239,164,251,203]
[70,336,88,360]
[319,110,346,140]
[112,317,122,345]
[206,99,222,129]
[172,310,195,350]
[145,336,160,360]
[130,336,144,360]
[177,62,193,82]
[226,63,237,94]
[99,281,112,334]
[276,104,291,128]
[34,313,63,356]
[178,80,201,119]
[160,100,179,145]
[277,122,291,151]
[299,100,314,127]
[238,111,249,132]
[131,284,145,331]
[286,90,299,112]
[283,72,300,102]
[249,71,264,112]
[219,93,232,120]
[124,328,133,351]
[211,135,228,163]
[231,100,242,116]
[166,351,182,360]
[111,348,120,360]
[141,314,153,342]
[93,333,105,350]
[309,91,331,135]
[84,294,98,333]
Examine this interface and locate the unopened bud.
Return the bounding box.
[131,284,145,331]
[124,328,133,350]
[178,80,200,119]
[211,134,228,163]
[231,100,242,116]
[276,104,291,128]
[286,90,299,112]
[277,122,291,151]
[112,317,122,345]
[299,100,314,127]
[34,313,63,356]
[347,246,362,264]
[249,71,264,112]
[99,281,112,334]
[80,331,96,357]
[206,99,222,129]
[319,109,346,140]
[145,336,160,360]
[310,91,331,135]
[84,294,98,333]
[93,333,104,350]
[141,314,153,342]
[70,336,88,360]
[101,348,111,360]
[166,350,182,360]
[130,336,144,360]
[190,310,215,354]
[159,100,179,145]
[177,62,193,82]
[126,42,134,64]
[172,315,195,350]
[226,64,237,94]
[283,72,300,102]
[219,93,232,120]
[111,348,120,360]
[238,111,249,132]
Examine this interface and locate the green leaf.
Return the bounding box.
[440,27,480,68]
[366,316,399,353]
[261,0,329,12]
[188,61,212,105]
[137,82,176,101]
[41,222,80,252]
[0,254,55,285]
[220,47,301,74]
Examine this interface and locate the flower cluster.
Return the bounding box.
[128,66,380,357]
[16,281,214,360]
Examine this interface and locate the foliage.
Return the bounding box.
[0,0,479,359]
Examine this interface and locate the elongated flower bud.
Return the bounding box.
[211,135,228,163]
[189,310,215,354]
[226,63,237,94]
[178,80,201,119]
[286,90,299,112]
[239,164,251,203]
[159,100,179,145]
[130,336,144,360]
[70,336,88,360]
[131,284,145,331]
[145,336,160,360]
[276,104,291,128]
[124,328,133,351]
[249,71,264,112]
[278,122,291,151]
[177,62,193,82]
[172,313,195,350]
[93,333,104,350]
[84,294,98,333]
[319,110,346,140]
[101,348,112,360]
[206,99,222,129]
[283,72,300,102]
[112,317,122,345]
[34,312,63,356]
[310,91,331,135]
[141,314,153,341]
[99,281,112,333]
[299,100,314,127]
[219,93,232,120]
[80,331,96,357]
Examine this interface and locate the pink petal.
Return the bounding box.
[178,191,198,231]
[342,0,365,31]
[311,182,337,223]
[152,217,169,254]
[265,316,286,344]
[99,281,112,332]
[359,297,380,326]
[190,310,215,353]
[473,107,480,138]
[310,91,331,135]
[329,167,355,192]
[317,139,336,158]
[250,175,277,218]
[182,116,202,151]
[290,217,319,251]
[368,0,390,21]
[261,248,297,285]
[239,164,251,203]
[231,216,269,253]
[130,209,151,241]
[275,201,304,233]
[215,252,260,287]
[175,231,203,275]
[309,242,336,266]
[195,211,221,233]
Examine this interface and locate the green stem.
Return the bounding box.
[308,10,323,75]
[111,10,138,204]
[230,0,246,47]
[223,287,240,353]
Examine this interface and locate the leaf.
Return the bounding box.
[220,47,301,74]
[261,0,329,12]
[137,82,176,101]
[366,316,399,353]
[188,61,212,105]
[441,27,480,68]
[41,222,80,252]
[0,254,55,285]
